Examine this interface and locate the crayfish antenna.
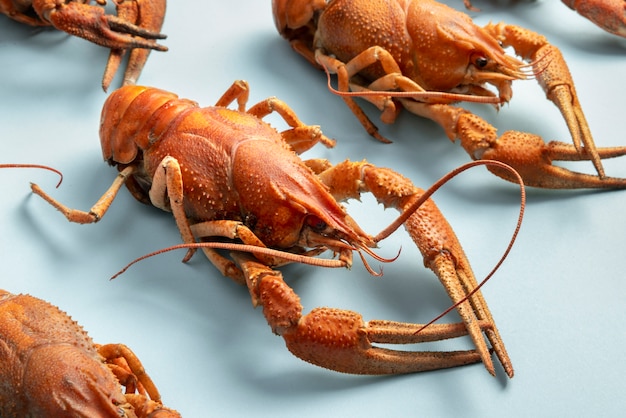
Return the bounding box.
[320,61,503,104]
[527,50,553,80]
[0,164,63,188]
[412,161,526,335]
[374,160,524,243]
[111,242,350,279]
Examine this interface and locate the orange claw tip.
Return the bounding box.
[489,164,626,189]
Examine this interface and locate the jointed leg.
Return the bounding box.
[214,80,336,153]
[247,98,336,152]
[314,47,501,143]
[98,343,160,402]
[30,166,136,224]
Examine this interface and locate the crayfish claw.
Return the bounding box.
[562,0,626,38]
[44,0,167,91]
[106,15,168,42]
[450,108,626,189]
[45,1,167,51]
[481,131,626,189]
[462,0,480,12]
[283,307,491,375]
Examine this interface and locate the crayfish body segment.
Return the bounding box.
[273,0,626,189]
[0,290,180,417]
[32,81,516,377]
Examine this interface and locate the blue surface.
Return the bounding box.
[1,1,625,416]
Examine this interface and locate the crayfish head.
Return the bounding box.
[237,167,376,252]
[456,38,527,104]
[407,0,527,102]
[299,212,376,251]
[232,139,377,265]
[297,213,393,275]
[22,345,133,417]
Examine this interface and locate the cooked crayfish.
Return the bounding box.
[0,289,180,417]
[273,0,626,189]
[0,0,167,91]
[30,81,525,377]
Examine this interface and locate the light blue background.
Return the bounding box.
[1,1,625,416]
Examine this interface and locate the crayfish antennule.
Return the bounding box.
[513,61,537,81]
[528,51,554,79]
[355,245,401,277]
[361,245,401,263]
[357,250,384,277]
[111,242,351,279]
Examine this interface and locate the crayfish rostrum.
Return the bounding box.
[273,0,626,189]
[0,0,167,91]
[0,289,180,417]
[30,81,526,377]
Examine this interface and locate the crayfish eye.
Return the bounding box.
[305,215,328,233]
[472,53,489,69]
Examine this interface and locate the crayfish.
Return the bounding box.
[30,81,525,377]
[0,289,180,417]
[273,0,626,189]
[0,0,168,91]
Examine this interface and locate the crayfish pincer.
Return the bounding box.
[1,0,168,91]
[31,81,524,377]
[0,290,180,417]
